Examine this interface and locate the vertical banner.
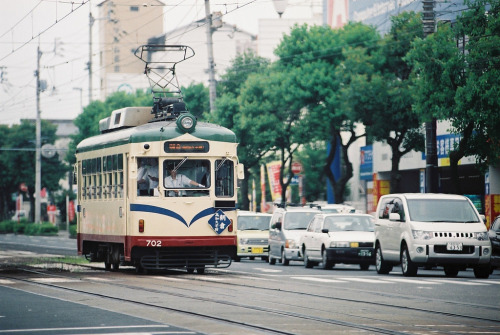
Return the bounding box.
[260,165,269,213]
[252,179,256,212]
[266,161,282,202]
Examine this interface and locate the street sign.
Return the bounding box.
[292,162,303,174]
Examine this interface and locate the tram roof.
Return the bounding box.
[76,119,238,153]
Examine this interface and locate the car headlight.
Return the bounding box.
[239,238,249,245]
[412,230,433,240]
[285,239,298,249]
[330,241,349,248]
[475,232,488,241]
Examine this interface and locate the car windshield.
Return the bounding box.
[238,216,270,230]
[407,199,480,223]
[324,216,374,232]
[284,212,318,230]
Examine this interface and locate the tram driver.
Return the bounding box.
[164,162,204,197]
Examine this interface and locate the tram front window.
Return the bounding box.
[163,159,209,197]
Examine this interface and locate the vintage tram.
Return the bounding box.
[75,45,242,273]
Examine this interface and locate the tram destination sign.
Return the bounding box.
[165,141,209,153]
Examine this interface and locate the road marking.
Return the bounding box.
[292,276,346,283]
[31,278,80,283]
[0,279,15,285]
[337,277,391,283]
[255,268,282,273]
[382,278,439,284]
[151,276,188,282]
[428,279,488,286]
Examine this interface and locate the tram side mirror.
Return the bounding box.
[237,163,245,180]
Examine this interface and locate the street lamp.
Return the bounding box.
[273,0,288,18]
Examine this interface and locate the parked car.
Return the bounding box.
[235,211,272,262]
[268,205,321,265]
[300,213,375,270]
[488,215,500,271]
[320,204,356,214]
[374,193,491,278]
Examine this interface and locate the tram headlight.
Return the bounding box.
[176,113,197,133]
[139,219,145,233]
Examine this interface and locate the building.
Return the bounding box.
[97,0,165,99]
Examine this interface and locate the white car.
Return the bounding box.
[320,204,356,214]
[300,213,375,269]
[374,193,491,278]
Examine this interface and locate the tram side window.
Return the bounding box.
[163,159,209,197]
[215,159,234,197]
[137,157,159,197]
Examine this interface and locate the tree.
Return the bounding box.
[211,51,272,209]
[274,23,379,202]
[343,12,425,193]
[0,120,66,221]
[182,83,209,120]
[407,0,500,192]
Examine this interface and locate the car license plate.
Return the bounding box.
[358,249,372,257]
[446,242,463,251]
[251,247,264,254]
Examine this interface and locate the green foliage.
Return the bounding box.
[24,222,59,236]
[0,120,67,220]
[0,220,29,233]
[182,83,210,120]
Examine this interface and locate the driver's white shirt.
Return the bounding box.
[164,174,192,196]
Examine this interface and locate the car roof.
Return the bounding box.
[315,213,374,218]
[237,210,272,217]
[383,193,467,200]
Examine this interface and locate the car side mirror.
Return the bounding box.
[389,212,401,221]
[321,228,329,234]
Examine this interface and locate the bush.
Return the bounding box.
[69,224,77,239]
[0,220,29,234]
[24,222,59,236]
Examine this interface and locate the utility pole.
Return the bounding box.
[205,0,216,113]
[89,9,94,104]
[35,45,42,224]
[422,0,438,193]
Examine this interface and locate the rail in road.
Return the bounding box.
[1,265,499,335]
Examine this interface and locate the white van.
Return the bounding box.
[268,205,321,265]
[374,193,491,278]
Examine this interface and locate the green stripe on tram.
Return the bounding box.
[76,122,237,153]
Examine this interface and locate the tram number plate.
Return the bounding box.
[358,249,372,257]
[446,242,463,251]
[251,247,264,254]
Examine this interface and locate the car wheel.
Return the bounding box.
[321,248,333,269]
[303,248,313,268]
[444,265,459,277]
[196,266,205,274]
[281,249,289,266]
[375,245,393,274]
[233,256,240,262]
[401,245,418,277]
[269,257,276,265]
[186,267,195,274]
[473,264,490,279]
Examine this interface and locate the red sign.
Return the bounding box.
[68,200,75,222]
[292,162,303,174]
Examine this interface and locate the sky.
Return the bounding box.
[0,0,320,125]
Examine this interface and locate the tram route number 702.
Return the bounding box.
[146,240,162,247]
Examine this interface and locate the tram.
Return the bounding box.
[75,45,242,273]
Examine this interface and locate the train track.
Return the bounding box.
[1,266,499,335]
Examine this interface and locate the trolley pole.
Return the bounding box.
[422,0,438,193]
[205,0,216,113]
